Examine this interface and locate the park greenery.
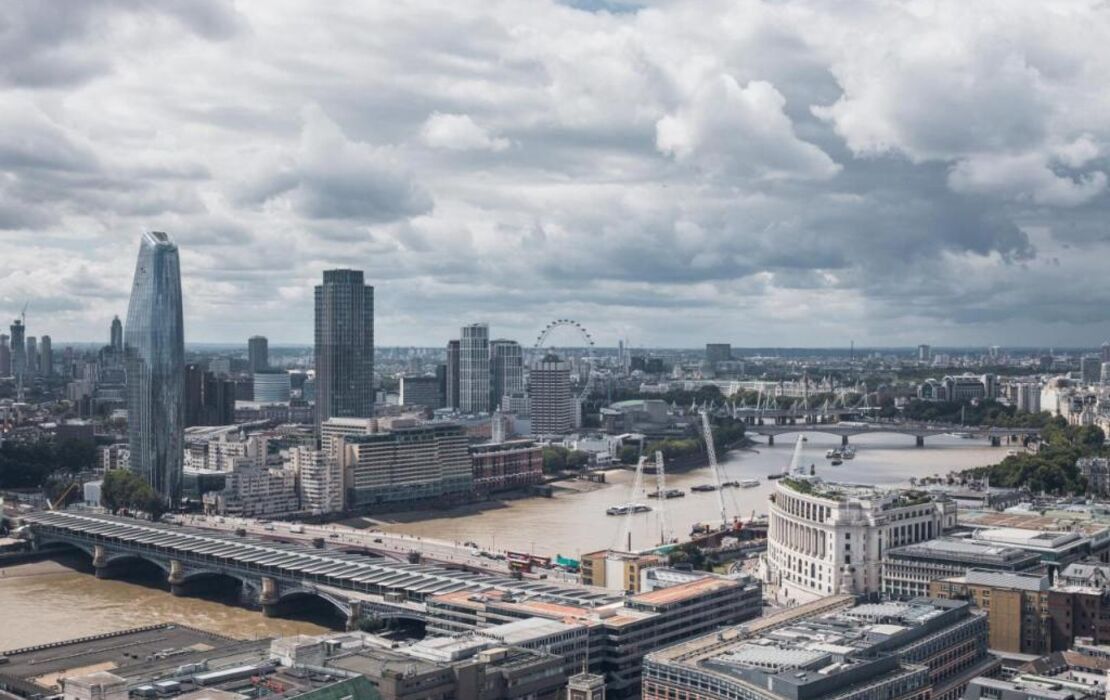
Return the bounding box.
[902,399,1054,428]
[0,438,97,490]
[100,468,166,519]
[541,445,591,473]
[963,419,1106,496]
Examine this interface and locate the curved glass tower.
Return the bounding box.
[125,231,185,504]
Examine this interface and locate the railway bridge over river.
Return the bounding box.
[23,511,617,629]
[747,421,1041,447]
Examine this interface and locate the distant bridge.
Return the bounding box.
[23,511,619,629]
[746,422,1041,447]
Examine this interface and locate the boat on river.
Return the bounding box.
[606,503,651,516]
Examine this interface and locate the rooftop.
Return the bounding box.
[886,537,1040,566]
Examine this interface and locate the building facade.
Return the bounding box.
[340,424,473,509]
[470,440,544,494]
[530,354,573,435]
[881,537,1040,599]
[490,339,524,411]
[9,319,25,385]
[459,323,490,414]
[314,269,374,429]
[399,375,441,410]
[253,369,291,403]
[248,335,269,372]
[125,232,185,504]
[445,339,460,410]
[290,446,344,514]
[762,479,957,604]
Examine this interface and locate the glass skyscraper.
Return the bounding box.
[314,269,374,429]
[125,231,185,504]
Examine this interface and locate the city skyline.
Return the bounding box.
[1,3,1110,347]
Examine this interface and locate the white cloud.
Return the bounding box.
[421,113,510,151]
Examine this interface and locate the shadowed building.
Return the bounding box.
[314,269,374,430]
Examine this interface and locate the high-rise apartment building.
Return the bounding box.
[9,319,25,385]
[1081,355,1101,384]
[314,269,374,429]
[248,335,269,372]
[918,343,931,362]
[25,336,37,376]
[125,232,185,504]
[290,446,344,514]
[445,340,460,409]
[489,339,523,411]
[530,353,573,435]
[459,323,489,414]
[39,335,52,377]
[705,343,732,368]
[110,316,123,353]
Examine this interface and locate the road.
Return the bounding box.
[164,513,579,583]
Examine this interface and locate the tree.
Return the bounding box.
[101,469,165,520]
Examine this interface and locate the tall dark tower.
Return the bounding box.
[125,232,185,504]
[10,319,25,385]
[110,315,123,353]
[446,339,460,410]
[248,335,269,372]
[314,269,374,430]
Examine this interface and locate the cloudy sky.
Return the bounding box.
[2,0,1109,348]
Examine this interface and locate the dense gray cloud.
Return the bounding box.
[0,0,1109,347]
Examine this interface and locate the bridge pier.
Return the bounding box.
[990,436,1001,447]
[259,576,279,616]
[915,436,924,448]
[168,559,185,595]
[841,435,849,447]
[346,601,363,631]
[92,544,118,579]
[767,435,774,447]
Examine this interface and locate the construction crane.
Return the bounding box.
[616,456,648,551]
[48,482,79,511]
[699,410,729,527]
[653,450,669,545]
[788,435,806,476]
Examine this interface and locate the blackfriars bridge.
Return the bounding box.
[23,511,618,629]
[746,421,1041,447]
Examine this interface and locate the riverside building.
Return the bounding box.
[643,596,998,700]
[761,478,957,604]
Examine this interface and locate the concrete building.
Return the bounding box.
[290,446,343,514]
[10,318,25,385]
[918,374,998,402]
[315,269,374,429]
[320,416,377,460]
[100,443,129,471]
[110,315,123,353]
[1080,458,1110,497]
[881,537,1040,599]
[426,575,763,695]
[931,570,1054,653]
[469,439,544,494]
[399,375,440,410]
[125,231,185,504]
[202,458,299,517]
[340,424,472,510]
[962,675,1100,700]
[459,323,490,414]
[489,339,524,411]
[1018,382,1043,413]
[248,335,269,372]
[643,596,997,700]
[0,333,10,377]
[25,335,38,376]
[580,550,664,593]
[1082,355,1102,385]
[762,478,957,604]
[530,353,573,436]
[184,364,236,427]
[252,369,291,403]
[918,343,931,362]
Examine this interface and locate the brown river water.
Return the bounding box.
[0,433,1004,650]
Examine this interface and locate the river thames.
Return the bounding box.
[0,432,1003,650]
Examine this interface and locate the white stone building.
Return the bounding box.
[761,478,957,605]
[290,446,344,514]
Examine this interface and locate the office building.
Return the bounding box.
[184,364,236,427]
[705,343,732,368]
[339,424,472,509]
[9,318,25,384]
[252,369,291,403]
[289,446,343,514]
[530,353,573,435]
[125,232,185,503]
[1017,382,1042,413]
[110,315,123,353]
[568,674,607,700]
[459,323,490,413]
[314,269,374,429]
[0,334,9,377]
[963,676,1101,700]
[918,343,931,362]
[469,439,544,494]
[580,550,664,593]
[399,375,440,409]
[40,334,52,377]
[881,537,1040,599]
[931,570,1057,654]
[445,340,460,410]
[762,479,957,604]
[248,335,269,372]
[1081,355,1101,385]
[490,339,524,410]
[643,596,997,700]
[427,574,762,695]
[25,336,37,376]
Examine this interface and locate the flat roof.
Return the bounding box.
[631,576,738,607]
